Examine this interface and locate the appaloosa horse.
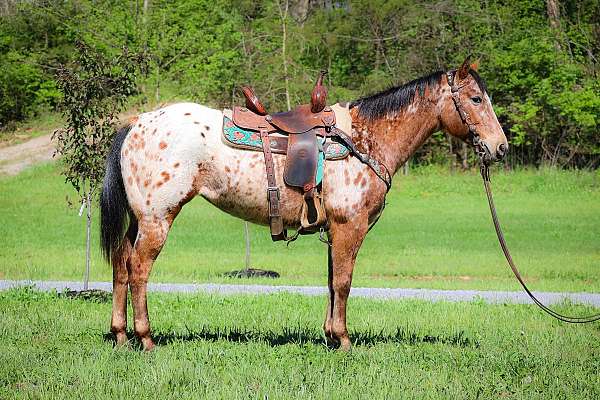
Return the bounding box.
[100,58,508,350]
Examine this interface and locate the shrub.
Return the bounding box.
[0,51,60,128]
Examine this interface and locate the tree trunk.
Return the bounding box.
[84,189,92,290]
[290,0,310,23]
[278,0,292,111]
[446,133,455,169]
[547,0,560,31]
[140,0,150,99]
[155,65,160,103]
[143,0,150,37]
[244,221,251,270]
[1,0,10,17]
[547,0,562,51]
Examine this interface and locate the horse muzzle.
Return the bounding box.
[496,142,508,160]
[474,136,508,163]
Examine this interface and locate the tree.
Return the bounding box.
[53,41,145,290]
[2,0,599,168]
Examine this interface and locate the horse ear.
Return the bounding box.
[470,59,479,72]
[457,56,471,80]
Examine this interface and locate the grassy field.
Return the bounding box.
[1,287,599,399]
[0,162,599,292]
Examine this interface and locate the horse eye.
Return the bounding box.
[471,96,482,104]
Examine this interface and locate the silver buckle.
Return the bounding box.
[267,187,280,200]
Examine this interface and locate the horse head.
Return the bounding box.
[441,57,508,163]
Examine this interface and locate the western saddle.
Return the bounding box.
[230,71,391,242]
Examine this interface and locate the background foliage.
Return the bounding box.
[0,0,598,168]
[53,41,143,194]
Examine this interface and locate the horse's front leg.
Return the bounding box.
[327,214,368,351]
[323,245,335,343]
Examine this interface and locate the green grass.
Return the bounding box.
[1,288,599,399]
[1,162,599,292]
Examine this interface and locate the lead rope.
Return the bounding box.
[480,162,600,323]
[447,68,599,322]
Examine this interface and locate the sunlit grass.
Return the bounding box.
[1,162,599,292]
[1,288,599,399]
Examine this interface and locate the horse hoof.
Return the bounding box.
[141,337,155,351]
[339,338,352,352]
[324,335,339,349]
[114,332,129,347]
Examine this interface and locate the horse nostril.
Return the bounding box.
[497,143,508,157]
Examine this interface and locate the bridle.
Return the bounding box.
[446,70,489,162]
[447,69,600,323]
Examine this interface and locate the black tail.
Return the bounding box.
[100,125,132,263]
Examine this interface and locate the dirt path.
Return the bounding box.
[0,134,55,176]
[0,105,164,177]
[2,280,600,306]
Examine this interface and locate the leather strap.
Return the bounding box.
[447,70,479,132]
[330,127,392,192]
[260,128,287,241]
[447,70,488,159]
[481,163,600,323]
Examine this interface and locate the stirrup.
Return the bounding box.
[300,189,327,231]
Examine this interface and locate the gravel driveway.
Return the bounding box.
[2,280,600,306]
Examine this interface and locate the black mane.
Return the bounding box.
[350,70,487,121]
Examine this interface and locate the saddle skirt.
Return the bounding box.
[222,107,351,188]
[222,114,350,160]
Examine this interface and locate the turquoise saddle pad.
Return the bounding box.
[223,116,350,185]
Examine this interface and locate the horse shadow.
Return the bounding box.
[103,325,478,349]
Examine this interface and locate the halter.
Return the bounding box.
[446,70,488,169]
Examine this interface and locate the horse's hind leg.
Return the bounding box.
[127,216,171,351]
[110,219,137,346]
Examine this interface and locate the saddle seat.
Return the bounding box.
[231,104,335,135]
[235,87,335,135]
[240,70,330,133]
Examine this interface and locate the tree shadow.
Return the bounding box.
[104,325,478,349]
